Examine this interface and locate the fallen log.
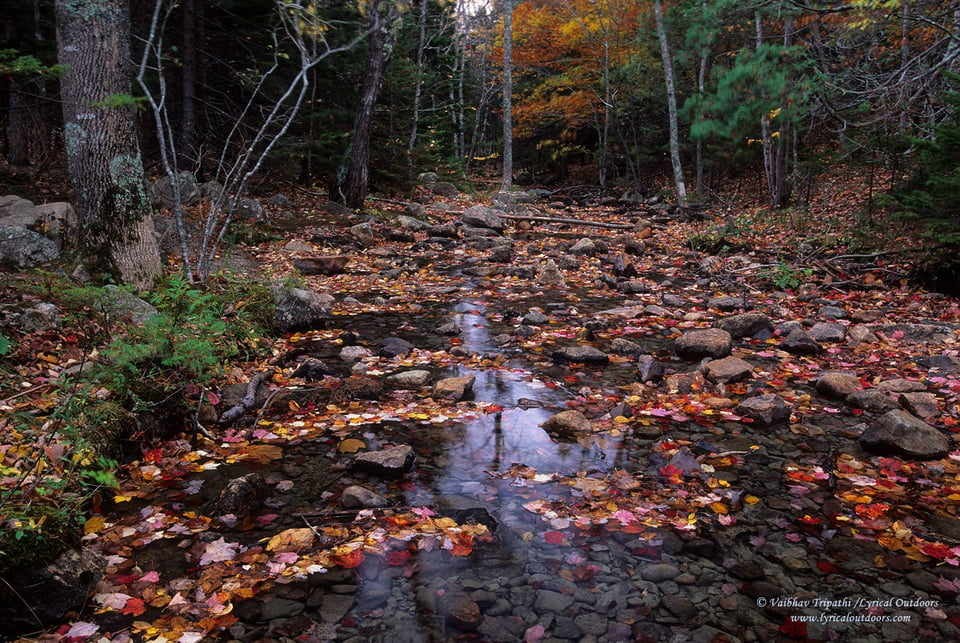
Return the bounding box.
[495,213,635,229]
[219,368,276,424]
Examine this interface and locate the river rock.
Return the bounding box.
[398,214,429,231]
[675,328,732,360]
[707,296,747,312]
[898,392,940,419]
[816,372,861,399]
[873,323,957,344]
[703,356,754,384]
[552,345,610,365]
[808,321,846,342]
[352,445,415,477]
[542,409,592,436]
[537,258,565,286]
[735,394,791,426]
[340,345,372,362]
[877,378,927,393]
[570,237,598,256]
[292,255,350,276]
[340,485,390,508]
[521,309,549,325]
[274,288,332,333]
[860,410,950,460]
[0,547,105,635]
[432,375,475,400]
[779,327,823,355]
[641,563,681,582]
[443,593,481,630]
[461,205,505,233]
[717,312,774,339]
[214,472,268,517]
[611,337,644,357]
[637,355,664,383]
[379,336,414,358]
[846,389,899,413]
[386,369,432,388]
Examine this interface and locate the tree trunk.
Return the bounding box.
[407,0,428,183]
[7,80,30,166]
[179,0,200,171]
[501,0,514,191]
[55,0,162,289]
[654,0,686,203]
[344,8,393,210]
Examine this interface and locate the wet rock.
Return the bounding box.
[877,378,926,393]
[808,321,846,342]
[488,244,513,263]
[675,328,732,360]
[707,296,748,312]
[435,321,462,336]
[537,258,565,286]
[644,304,674,318]
[454,507,498,533]
[386,369,432,388]
[662,595,698,621]
[352,445,415,477]
[611,337,644,357]
[641,563,681,582]
[291,357,329,381]
[637,355,664,383]
[260,598,305,620]
[542,409,592,436]
[461,205,505,233]
[340,345,372,362]
[570,237,598,256]
[816,372,861,399]
[779,327,823,355]
[847,324,879,344]
[846,389,899,413]
[619,280,648,294]
[0,547,105,635]
[703,356,754,384]
[521,309,549,325]
[478,615,527,642]
[214,473,268,517]
[379,336,414,358]
[274,288,332,333]
[917,355,960,374]
[16,302,60,332]
[717,312,774,339]
[552,345,610,365]
[873,323,957,344]
[340,485,390,509]
[899,392,940,419]
[535,589,575,612]
[860,410,950,460]
[735,394,791,426]
[292,255,350,276]
[432,375,475,400]
[443,593,481,630]
[819,305,847,319]
[666,371,706,394]
[575,612,608,635]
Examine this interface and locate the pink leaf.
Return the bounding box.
[199,537,240,566]
[525,624,546,643]
[97,592,132,609]
[66,622,100,638]
[139,570,161,583]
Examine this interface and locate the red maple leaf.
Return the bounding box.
[780,616,807,638]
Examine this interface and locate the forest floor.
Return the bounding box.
[3,167,960,642]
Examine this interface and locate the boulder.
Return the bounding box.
[537,259,565,286]
[432,181,459,198]
[98,285,158,324]
[702,356,754,384]
[899,392,941,419]
[16,303,60,332]
[846,389,899,414]
[398,214,430,232]
[461,205,505,233]
[816,372,861,399]
[293,255,350,276]
[779,327,823,355]
[716,312,774,339]
[379,337,414,358]
[736,394,791,426]
[0,547,106,635]
[570,237,598,256]
[860,410,950,460]
[675,328,732,360]
[353,445,415,478]
[637,355,664,383]
[340,485,390,509]
[432,375,476,401]
[273,288,332,333]
[150,170,200,208]
[542,410,592,436]
[552,345,610,365]
[386,370,432,388]
[0,226,59,267]
[808,321,847,343]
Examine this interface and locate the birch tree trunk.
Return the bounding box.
[654,0,686,203]
[55,0,162,289]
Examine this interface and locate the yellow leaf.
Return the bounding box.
[744,495,760,505]
[605,501,618,512]
[84,516,106,534]
[338,438,366,453]
[613,416,630,424]
[267,527,315,553]
[710,502,729,515]
[236,444,283,465]
[113,494,132,503]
